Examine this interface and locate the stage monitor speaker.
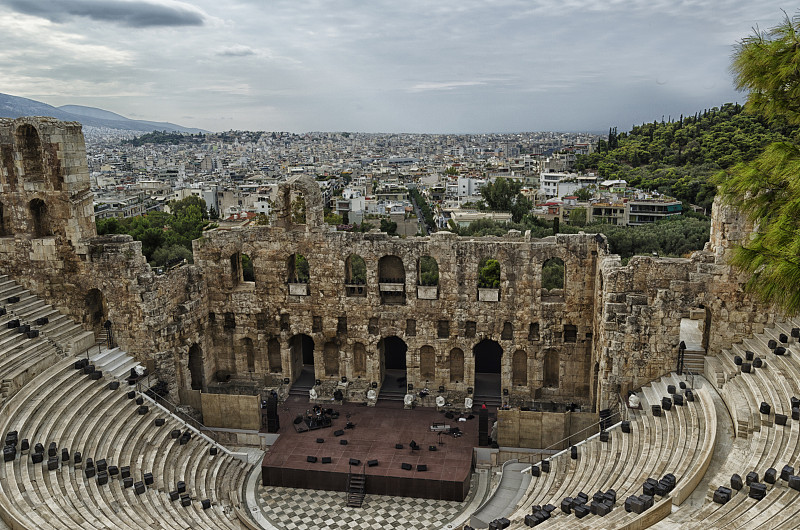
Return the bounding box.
[401,463,412,470]
[417,464,427,472]
[322,457,332,464]
[316,438,325,443]
[307,456,317,463]
[479,407,489,446]
[349,458,360,466]
[395,444,403,449]
[334,430,345,437]
[368,459,378,467]
[340,440,348,445]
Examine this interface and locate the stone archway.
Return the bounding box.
[188,343,204,391]
[473,339,503,402]
[378,335,408,397]
[84,288,105,336]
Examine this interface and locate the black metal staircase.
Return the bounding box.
[346,463,366,508]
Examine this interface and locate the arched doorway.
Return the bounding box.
[289,334,315,386]
[29,198,50,237]
[473,339,503,403]
[188,343,204,391]
[379,336,407,397]
[84,288,105,336]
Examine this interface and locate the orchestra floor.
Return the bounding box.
[260,396,479,501]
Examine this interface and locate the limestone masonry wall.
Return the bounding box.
[0,118,780,418]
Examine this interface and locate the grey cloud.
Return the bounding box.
[217,45,256,57]
[2,0,205,27]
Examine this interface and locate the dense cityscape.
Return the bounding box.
[87,128,688,258]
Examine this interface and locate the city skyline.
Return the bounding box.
[0,0,789,133]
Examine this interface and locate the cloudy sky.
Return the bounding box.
[0,0,791,133]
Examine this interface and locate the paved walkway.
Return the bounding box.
[255,473,481,530]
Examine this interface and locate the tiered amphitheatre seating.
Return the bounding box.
[659,317,800,529]
[502,372,716,529]
[0,276,253,530]
[0,276,93,409]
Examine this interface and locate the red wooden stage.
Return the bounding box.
[260,398,478,501]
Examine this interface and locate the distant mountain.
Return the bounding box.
[0,93,206,134]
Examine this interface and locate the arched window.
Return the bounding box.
[323,341,339,377]
[512,350,527,386]
[478,257,501,301]
[287,253,310,295]
[528,322,540,341]
[29,198,50,237]
[449,348,464,383]
[542,257,565,302]
[417,255,439,299]
[378,255,405,304]
[345,254,367,296]
[230,252,254,285]
[353,342,366,377]
[501,322,513,341]
[543,350,559,388]
[242,253,254,282]
[287,253,310,283]
[268,338,282,373]
[84,288,105,333]
[418,255,439,286]
[420,345,435,381]
[242,338,255,372]
[188,344,204,390]
[16,124,44,181]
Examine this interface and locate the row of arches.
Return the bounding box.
[186,335,561,394]
[229,250,566,297]
[0,198,52,238]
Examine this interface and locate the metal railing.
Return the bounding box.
[519,411,623,474]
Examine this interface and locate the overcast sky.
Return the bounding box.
[0,0,791,133]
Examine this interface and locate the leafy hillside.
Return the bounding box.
[576,102,797,210]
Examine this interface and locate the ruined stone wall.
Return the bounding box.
[0,118,786,417]
[0,118,209,400]
[592,197,778,409]
[193,220,601,406]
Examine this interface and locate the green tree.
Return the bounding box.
[570,207,587,227]
[478,258,501,288]
[324,212,343,225]
[152,244,193,267]
[542,258,565,290]
[575,187,593,201]
[241,254,255,282]
[733,13,800,124]
[379,218,397,235]
[717,12,800,314]
[419,256,439,286]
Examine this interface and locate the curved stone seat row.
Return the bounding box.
[659,318,800,529]
[504,372,715,529]
[0,356,252,529]
[0,273,254,530]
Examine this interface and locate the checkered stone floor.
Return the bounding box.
[256,474,478,530]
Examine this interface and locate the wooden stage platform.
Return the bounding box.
[260,397,479,501]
